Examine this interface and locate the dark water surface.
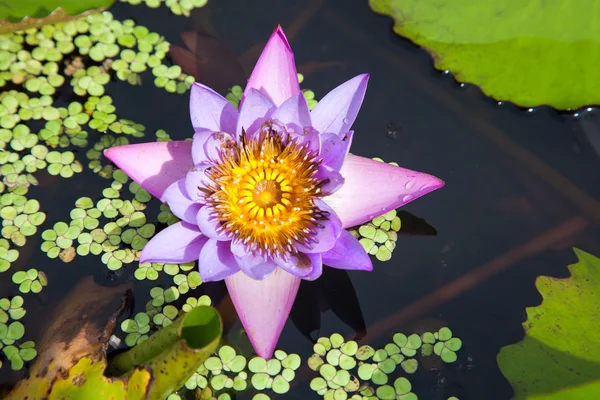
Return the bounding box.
[3,0,600,399]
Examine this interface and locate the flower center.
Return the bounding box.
[202,125,328,257]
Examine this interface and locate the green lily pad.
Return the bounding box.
[497,249,600,398]
[0,0,116,34]
[369,0,600,109]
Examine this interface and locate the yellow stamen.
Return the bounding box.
[203,128,328,257]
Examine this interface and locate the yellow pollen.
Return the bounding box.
[203,128,328,257]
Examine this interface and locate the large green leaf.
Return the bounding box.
[0,0,115,33]
[497,248,600,399]
[368,0,600,110]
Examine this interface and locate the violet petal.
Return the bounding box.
[198,238,240,281]
[140,222,207,264]
[311,74,369,134]
[160,178,201,224]
[189,82,238,134]
[196,206,230,241]
[322,230,373,271]
[271,92,311,129]
[314,164,345,195]
[296,199,342,254]
[236,88,275,138]
[320,131,353,172]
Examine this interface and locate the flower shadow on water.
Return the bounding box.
[290,211,438,343]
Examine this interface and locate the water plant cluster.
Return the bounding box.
[308,330,462,400]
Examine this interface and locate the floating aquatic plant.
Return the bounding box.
[309,329,463,399]
[104,25,444,360]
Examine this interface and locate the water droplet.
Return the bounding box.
[497,101,504,106]
[402,194,414,203]
[587,107,593,112]
[405,178,415,190]
[574,112,580,117]
[342,118,349,125]
[527,108,535,113]
[443,70,450,75]
[459,83,465,88]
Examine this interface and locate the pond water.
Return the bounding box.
[2,0,600,399]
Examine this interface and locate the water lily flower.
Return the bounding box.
[105,26,444,358]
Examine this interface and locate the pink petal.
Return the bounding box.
[310,74,369,135]
[322,230,372,271]
[161,178,201,224]
[242,25,300,107]
[196,206,230,241]
[140,222,206,264]
[325,155,445,228]
[189,82,238,134]
[225,268,300,358]
[236,88,275,138]
[321,131,353,172]
[271,92,311,129]
[104,141,193,199]
[199,238,240,282]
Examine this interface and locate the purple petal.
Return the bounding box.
[314,164,345,195]
[196,206,230,241]
[104,141,193,199]
[320,131,353,172]
[236,88,275,138]
[296,200,342,254]
[191,128,211,165]
[198,238,240,282]
[225,268,300,358]
[322,230,373,271]
[160,178,201,224]
[189,82,238,134]
[185,164,212,203]
[310,74,369,135]
[192,130,237,164]
[231,242,278,280]
[243,26,301,107]
[274,252,322,280]
[140,222,207,264]
[286,125,321,155]
[325,155,445,228]
[271,92,311,129]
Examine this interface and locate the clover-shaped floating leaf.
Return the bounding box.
[0,296,26,321]
[218,345,247,373]
[358,348,396,385]
[135,262,163,280]
[12,269,47,293]
[2,341,36,370]
[376,377,417,400]
[433,327,461,363]
[0,238,19,272]
[392,333,422,357]
[1,321,25,345]
[182,295,212,312]
[327,339,359,370]
[45,150,82,178]
[153,304,179,327]
[121,312,151,346]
